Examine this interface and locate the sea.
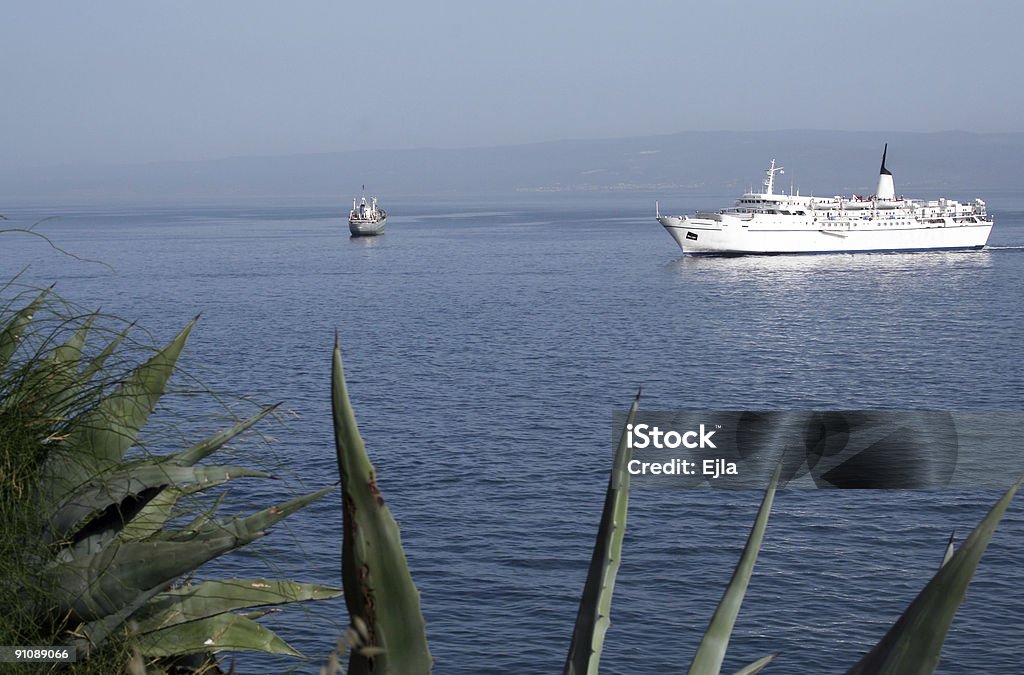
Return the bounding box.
[2,190,1023,674]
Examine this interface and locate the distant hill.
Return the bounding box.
[3,130,1023,206]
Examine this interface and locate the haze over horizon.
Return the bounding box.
[4,1,1023,172]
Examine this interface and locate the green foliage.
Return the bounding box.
[729,654,778,675]
[844,480,1020,675]
[551,394,1016,674]
[687,463,780,675]
[325,350,1018,675]
[0,292,339,672]
[331,337,432,675]
[4,285,1016,674]
[563,392,639,675]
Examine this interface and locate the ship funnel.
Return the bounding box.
[876,143,895,200]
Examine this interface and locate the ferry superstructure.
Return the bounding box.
[655,146,992,255]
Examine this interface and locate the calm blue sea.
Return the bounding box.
[2,191,1023,673]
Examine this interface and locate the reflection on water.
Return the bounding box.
[347,233,383,247]
[671,248,994,276]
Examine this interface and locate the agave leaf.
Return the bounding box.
[49,486,332,621]
[54,465,275,561]
[180,484,334,543]
[71,582,169,658]
[940,531,955,570]
[115,486,188,543]
[0,286,50,367]
[844,481,1019,675]
[48,535,241,621]
[134,578,342,633]
[78,320,133,385]
[40,320,196,507]
[170,404,280,466]
[116,482,222,544]
[563,392,639,675]
[332,338,432,675]
[135,612,301,657]
[687,462,781,675]
[48,462,272,544]
[731,653,778,675]
[5,319,87,419]
[20,314,95,414]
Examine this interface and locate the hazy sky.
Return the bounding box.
[4,1,1022,168]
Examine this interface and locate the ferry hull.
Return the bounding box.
[658,216,992,255]
[349,216,386,237]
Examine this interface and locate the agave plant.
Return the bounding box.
[559,402,1018,675]
[324,346,1019,674]
[0,289,340,672]
[563,396,780,675]
[330,337,432,674]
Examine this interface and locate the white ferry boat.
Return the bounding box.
[656,146,992,255]
[348,189,386,237]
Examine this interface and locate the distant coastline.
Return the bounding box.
[3,129,1023,206]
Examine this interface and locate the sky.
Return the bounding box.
[3,1,1022,169]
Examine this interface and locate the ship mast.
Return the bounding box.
[762,159,784,195]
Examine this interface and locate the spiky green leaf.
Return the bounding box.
[332,338,431,675]
[171,404,280,466]
[47,536,241,621]
[48,486,332,621]
[180,484,334,543]
[30,314,95,412]
[731,653,778,675]
[115,485,187,543]
[134,579,342,633]
[40,320,195,507]
[687,462,781,675]
[940,531,955,570]
[0,286,50,366]
[78,320,133,385]
[49,462,271,543]
[135,612,301,657]
[563,392,639,675]
[71,583,168,658]
[844,481,1019,675]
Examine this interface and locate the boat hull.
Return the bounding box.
[349,216,386,237]
[658,215,992,255]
